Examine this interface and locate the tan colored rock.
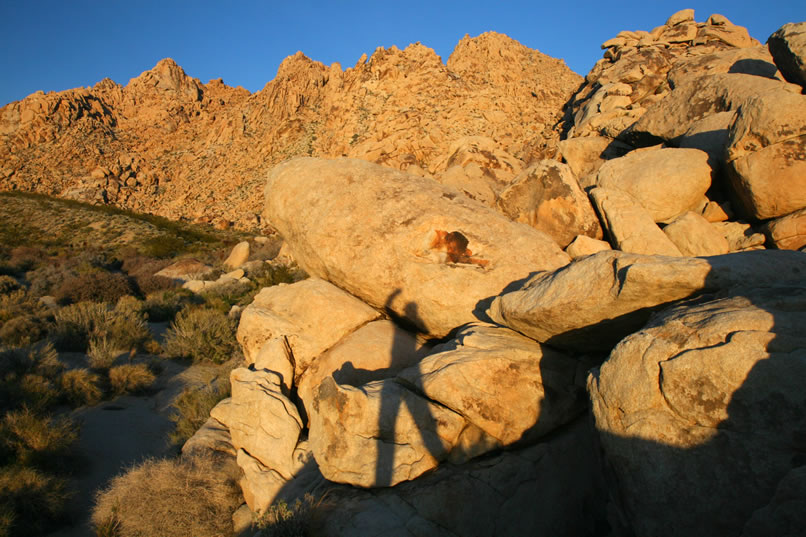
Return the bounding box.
[309,376,466,487]
[496,160,602,248]
[252,336,295,392]
[627,74,801,145]
[589,187,683,256]
[155,258,212,281]
[679,111,735,171]
[742,466,806,537]
[236,278,380,371]
[431,136,523,188]
[565,235,612,258]
[596,148,712,223]
[701,199,732,222]
[713,221,767,251]
[662,212,730,256]
[767,22,806,89]
[223,241,250,269]
[667,47,779,89]
[763,208,806,250]
[588,286,806,537]
[398,323,588,446]
[296,320,427,419]
[557,136,609,181]
[264,158,570,338]
[210,368,302,478]
[181,417,235,458]
[489,249,806,353]
[665,9,695,26]
[434,165,497,206]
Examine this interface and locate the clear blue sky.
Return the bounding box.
[0,1,802,106]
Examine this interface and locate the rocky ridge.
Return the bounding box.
[0,33,579,230]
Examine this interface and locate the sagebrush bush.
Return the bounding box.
[0,465,71,537]
[54,271,137,305]
[87,336,120,369]
[120,255,170,278]
[163,307,237,364]
[0,343,64,412]
[60,368,103,406]
[143,288,197,323]
[108,364,155,395]
[0,314,49,347]
[133,273,179,296]
[170,380,231,446]
[0,275,19,295]
[0,407,77,469]
[92,455,241,537]
[0,290,38,325]
[53,301,148,353]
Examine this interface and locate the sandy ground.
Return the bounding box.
[46,357,227,537]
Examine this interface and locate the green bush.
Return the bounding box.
[92,455,240,537]
[108,364,155,395]
[170,380,231,446]
[0,465,71,537]
[54,271,137,305]
[163,307,237,364]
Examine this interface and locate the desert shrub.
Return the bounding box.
[200,278,254,308]
[0,290,37,325]
[0,343,63,412]
[0,466,71,537]
[53,302,148,353]
[108,364,155,395]
[163,307,237,364]
[256,494,317,537]
[0,314,48,347]
[139,235,187,258]
[87,336,120,369]
[170,379,231,446]
[119,255,171,277]
[250,263,305,289]
[7,246,45,273]
[0,407,77,469]
[54,271,137,305]
[92,455,240,537]
[143,288,198,323]
[60,368,103,406]
[132,273,179,296]
[0,276,19,295]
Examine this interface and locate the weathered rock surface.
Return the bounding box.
[589,187,683,256]
[308,376,466,487]
[596,148,712,223]
[154,258,212,281]
[763,207,806,250]
[588,285,806,537]
[309,416,607,537]
[181,417,235,458]
[223,241,250,269]
[209,368,302,479]
[264,157,570,338]
[398,323,589,446]
[296,320,427,419]
[726,91,806,220]
[495,160,602,247]
[741,465,806,537]
[713,220,767,251]
[565,235,612,258]
[662,211,730,256]
[489,249,806,353]
[767,22,806,89]
[235,278,380,369]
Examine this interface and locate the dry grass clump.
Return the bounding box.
[256,494,317,537]
[108,364,155,395]
[163,307,238,364]
[143,288,198,323]
[0,314,49,347]
[59,368,103,406]
[0,276,19,295]
[0,408,77,469]
[0,465,71,537]
[53,301,149,353]
[170,380,231,446]
[0,343,64,412]
[92,455,241,537]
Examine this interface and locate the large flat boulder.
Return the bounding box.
[308,376,467,487]
[496,160,602,248]
[588,285,806,537]
[489,249,806,353]
[595,148,712,223]
[397,323,588,446]
[236,278,380,372]
[264,157,570,337]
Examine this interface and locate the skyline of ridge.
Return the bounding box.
[1,1,803,107]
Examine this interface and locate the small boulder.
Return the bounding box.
[155,258,212,282]
[767,22,806,89]
[223,241,250,269]
[565,235,612,259]
[662,211,730,256]
[762,207,806,250]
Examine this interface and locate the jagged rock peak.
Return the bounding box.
[127,57,203,101]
